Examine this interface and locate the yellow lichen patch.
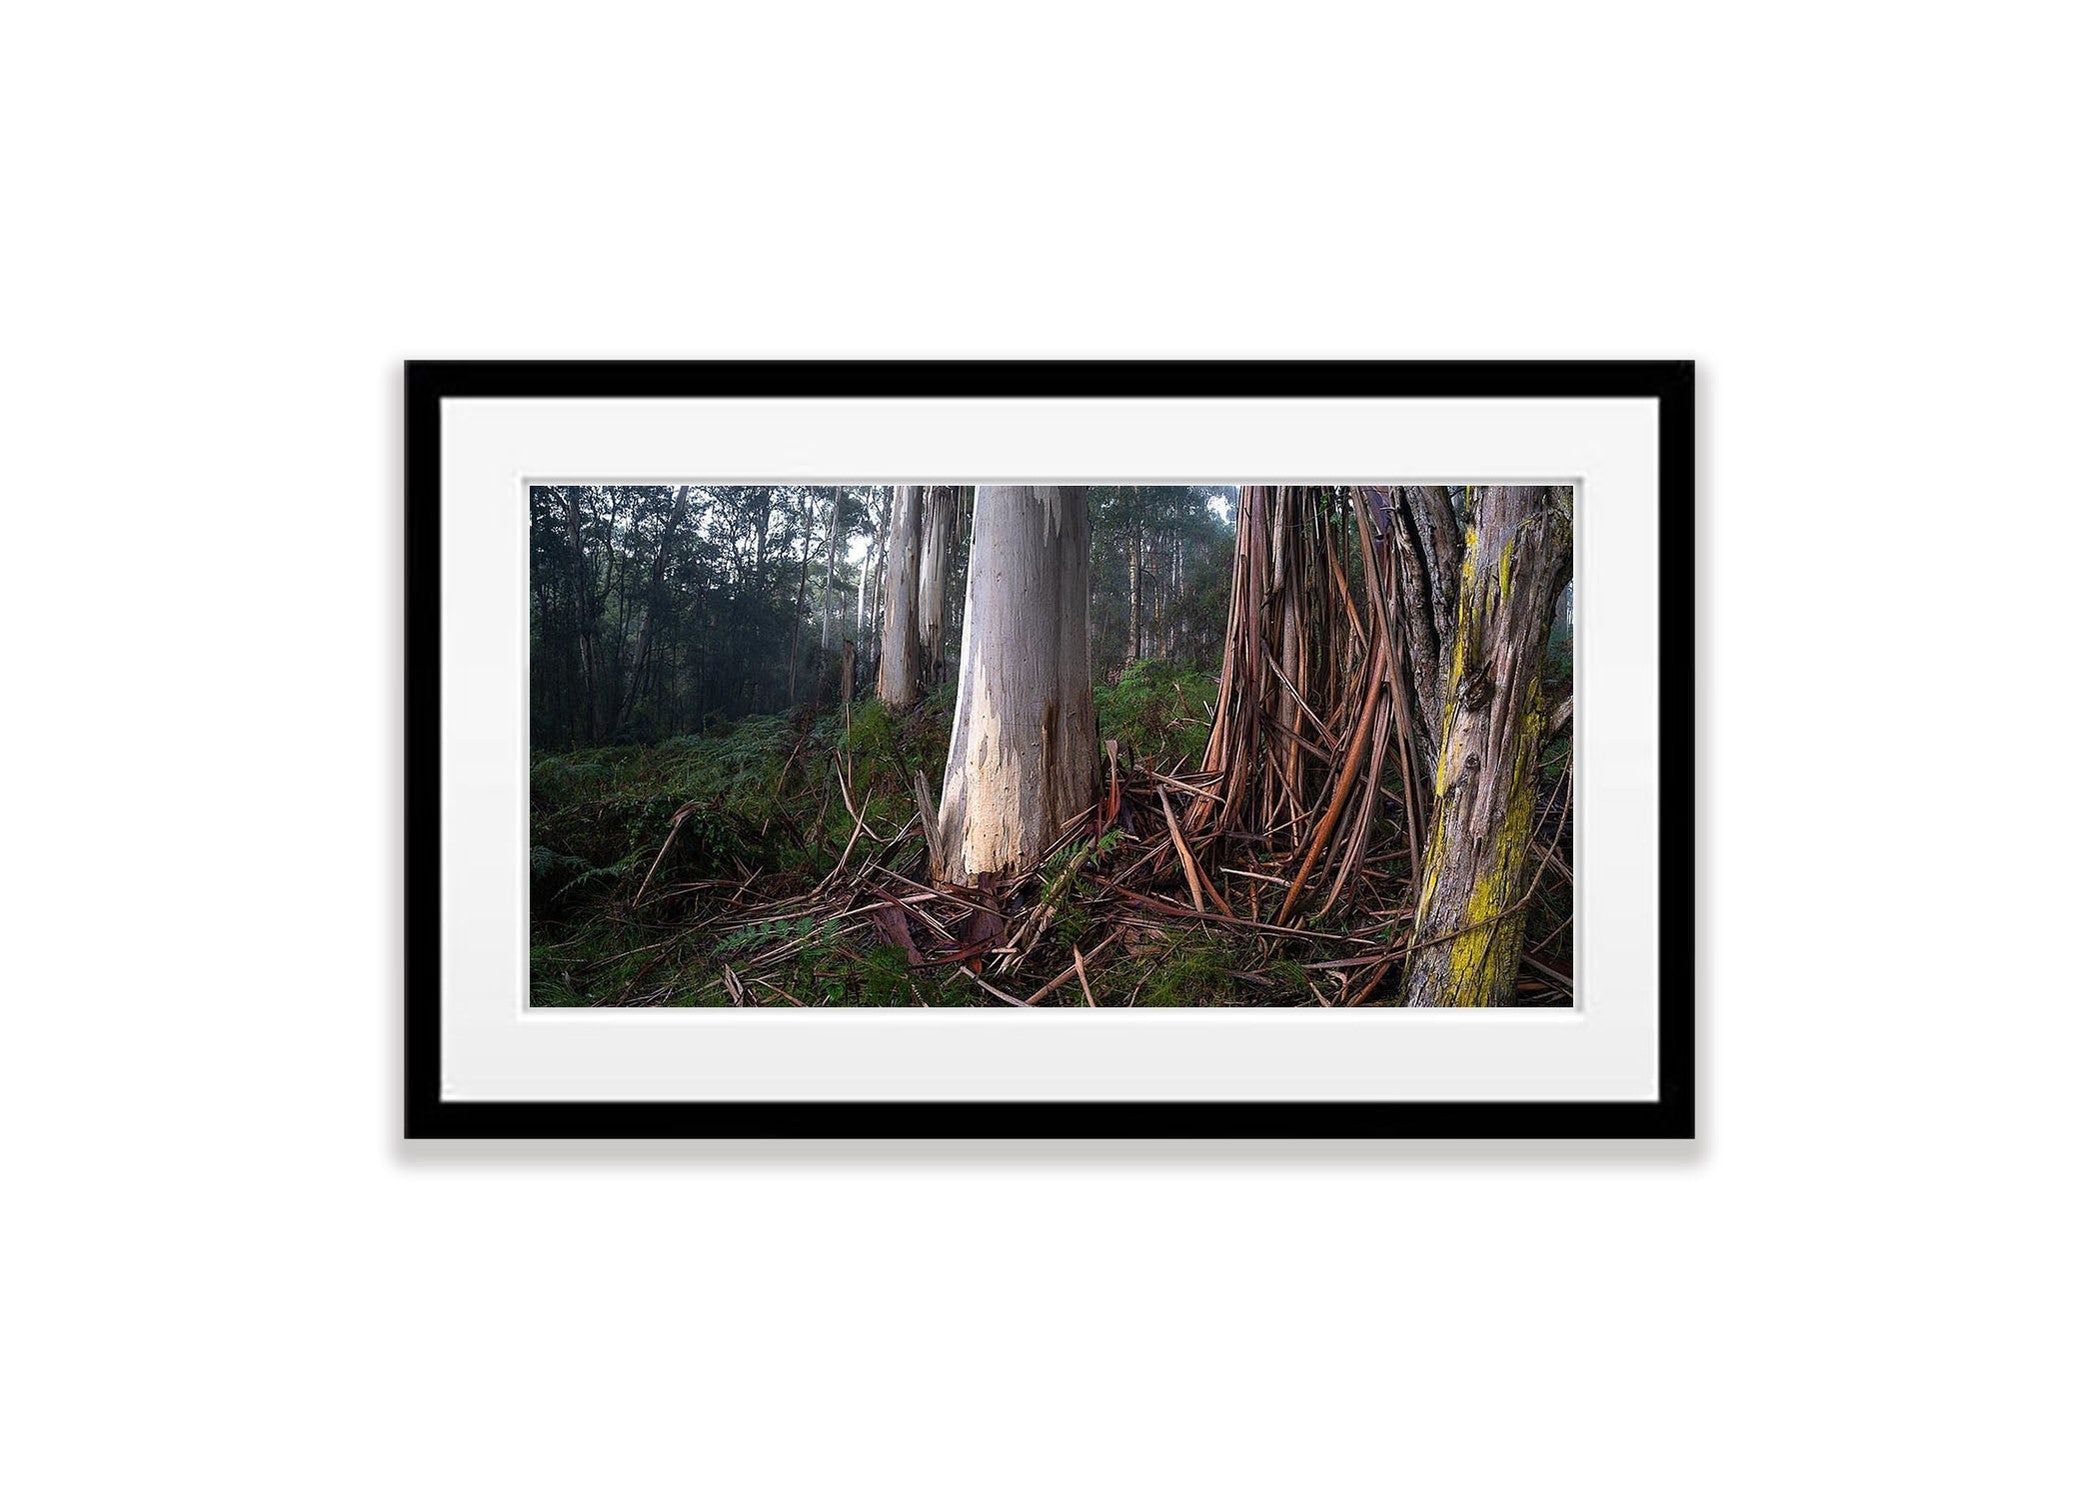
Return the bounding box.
[1431,700,1458,797]
[1411,673,1545,1006]
[1417,818,1446,911]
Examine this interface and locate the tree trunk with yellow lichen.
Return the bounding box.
[1404,486,1572,1008]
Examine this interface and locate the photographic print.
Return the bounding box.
[529,481,1575,1010]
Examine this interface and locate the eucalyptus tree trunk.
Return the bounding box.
[751,489,773,580]
[1126,513,1143,665]
[818,485,844,652]
[1166,531,1182,658]
[876,484,922,707]
[785,489,817,702]
[933,487,1098,881]
[1389,484,1463,773]
[865,488,890,652]
[916,485,956,683]
[1404,485,1573,1008]
[564,489,601,745]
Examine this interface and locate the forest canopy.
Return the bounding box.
[530,483,1573,1008]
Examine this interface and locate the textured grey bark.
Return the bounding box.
[1389,484,1462,774]
[876,484,923,707]
[934,487,1099,879]
[1403,485,1462,640]
[1403,485,1573,1008]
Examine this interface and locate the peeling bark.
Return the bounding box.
[934,486,1099,879]
[1404,485,1573,1008]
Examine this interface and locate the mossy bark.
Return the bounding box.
[1404,486,1572,1008]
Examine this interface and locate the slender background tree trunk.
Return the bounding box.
[877,484,923,706]
[1126,510,1143,665]
[785,489,817,702]
[613,486,689,735]
[917,485,955,685]
[564,490,601,744]
[818,485,843,652]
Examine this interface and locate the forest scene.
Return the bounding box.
[530,483,1574,1008]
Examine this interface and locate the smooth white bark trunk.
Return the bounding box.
[933,486,1099,880]
[818,485,844,652]
[917,486,954,673]
[876,484,922,706]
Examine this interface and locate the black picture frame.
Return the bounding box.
[406,360,1694,1139]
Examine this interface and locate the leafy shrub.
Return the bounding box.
[1095,660,1217,769]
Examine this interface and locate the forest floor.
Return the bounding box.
[530,663,1574,1008]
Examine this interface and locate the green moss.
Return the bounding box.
[1267,959,1312,997]
[1139,935,1243,1007]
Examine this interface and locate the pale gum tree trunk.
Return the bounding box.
[917,485,955,679]
[785,489,821,702]
[876,484,923,707]
[854,565,867,644]
[1165,531,1182,658]
[1404,485,1573,1008]
[933,486,1099,881]
[865,488,890,652]
[1126,510,1143,665]
[818,485,844,652]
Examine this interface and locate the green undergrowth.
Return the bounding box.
[1096,659,1218,772]
[531,666,1230,1006]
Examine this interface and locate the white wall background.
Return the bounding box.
[5,4,2091,1495]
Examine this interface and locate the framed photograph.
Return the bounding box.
[406,361,1692,1138]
